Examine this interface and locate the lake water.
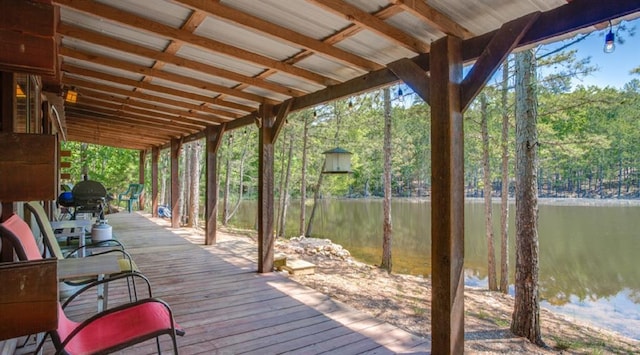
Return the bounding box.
[229,198,640,339]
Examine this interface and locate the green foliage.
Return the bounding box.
[61,141,138,195]
[63,42,640,204]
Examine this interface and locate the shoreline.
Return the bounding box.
[217,226,640,353]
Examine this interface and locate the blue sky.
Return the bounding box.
[541,17,640,89]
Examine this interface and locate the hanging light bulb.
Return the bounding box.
[604,21,615,53]
[397,86,404,103]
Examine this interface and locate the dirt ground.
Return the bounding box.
[218,228,639,354]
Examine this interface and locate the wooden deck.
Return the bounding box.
[33,212,430,354]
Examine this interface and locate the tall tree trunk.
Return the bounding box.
[188,142,201,228]
[278,134,294,238]
[481,92,497,290]
[276,130,288,237]
[306,159,325,237]
[225,132,249,224]
[618,156,622,198]
[179,147,187,226]
[160,153,167,207]
[299,113,310,237]
[499,59,511,294]
[511,49,544,346]
[381,87,393,272]
[222,136,232,225]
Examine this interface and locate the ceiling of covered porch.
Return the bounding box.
[50,0,640,150]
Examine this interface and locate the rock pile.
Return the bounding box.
[280,236,352,261]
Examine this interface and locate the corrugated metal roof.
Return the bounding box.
[45,0,640,150]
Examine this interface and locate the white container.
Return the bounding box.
[91,220,112,242]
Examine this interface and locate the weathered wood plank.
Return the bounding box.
[42,212,430,354]
[430,35,465,355]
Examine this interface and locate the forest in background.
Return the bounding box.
[62,45,640,227]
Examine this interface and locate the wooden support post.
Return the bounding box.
[430,35,464,355]
[170,138,181,228]
[257,104,275,273]
[1,72,15,222]
[138,150,146,210]
[205,125,225,245]
[255,101,289,272]
[387,58,431,105]
[461,12,540,112]
[151,147,159,218]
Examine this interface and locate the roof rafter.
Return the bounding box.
[60,46,265,109]
[175,0,384,71]
[308,0,430,53]
[79,88,224,125]
[391,0,474,39]
[78,96,205,131]
[62,63,251,116]
[67,105,199,135]
[64,76,233,123]
[55,0,340,86]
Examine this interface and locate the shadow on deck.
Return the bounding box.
[35,212,431,354]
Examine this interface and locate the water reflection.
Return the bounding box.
[230,199,640,339]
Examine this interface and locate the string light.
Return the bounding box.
[604,20,615,53]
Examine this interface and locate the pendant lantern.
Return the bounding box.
[322,147,352,174]
[320,100,353,174]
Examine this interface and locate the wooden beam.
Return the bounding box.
[65,121,170,143]
[65,114,176,141]
[64,128,152,150]
[205,124,225,245]
[58,23,305,97]
[73,97,205,131]
[62,63,254,115]
[387,58,430,105]
[55,0,338,86]
[151,147,159,218]
[220,1,638,137]
[175,0,383,72]
[462,0,640,62]
[461,12,540,112]
[66,106,196,135]
[64,76,233,122]
[60,47,262,109]
[0,134,57,202]
[0,1,57,76]
[271,99,292,142]
[391,0,474,39]
[78,89,221,126]
[257,104,275,273]
[170,138,182,228]
[309,0,429,53]
[430,35,464,355]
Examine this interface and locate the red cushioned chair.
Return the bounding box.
[0,213,184,354]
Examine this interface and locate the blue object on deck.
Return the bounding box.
[58,192,74,207]
[158,205,171,218]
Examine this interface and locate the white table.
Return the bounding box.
[50,219,93,257]
[58,254,121,312]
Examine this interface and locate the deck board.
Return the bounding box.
[29,212,430,354]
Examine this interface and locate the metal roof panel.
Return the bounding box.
[96,0,191,28]
[60,7,170,51]
[221,0,349,40]
[194,16,301,61]
[176,45,266,77]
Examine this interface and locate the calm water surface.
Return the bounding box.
[230,199,640,339]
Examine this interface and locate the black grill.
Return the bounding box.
[71,180,107,219]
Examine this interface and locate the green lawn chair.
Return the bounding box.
[118,183,144,212]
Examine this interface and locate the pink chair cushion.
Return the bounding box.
[57,302,178,354]
[1,214,43,260]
